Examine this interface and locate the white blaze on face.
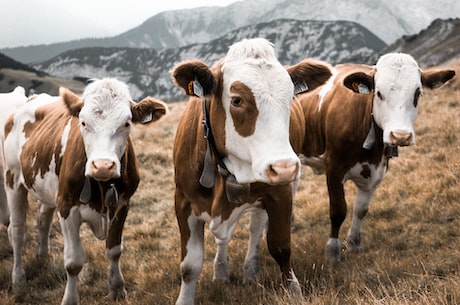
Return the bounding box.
[220,38,300,184]
[372,53,421,146]
[78,79,133,181]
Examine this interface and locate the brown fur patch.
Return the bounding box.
[4,115,14,139]
[20,102,68,189]
[229,81,258,137]
[5,170,14,189]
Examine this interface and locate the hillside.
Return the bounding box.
[2,0,458,64]
[0,52,85,95]
[382,18,460,68]
[32,19,385,101]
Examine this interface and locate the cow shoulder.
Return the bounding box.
[289,99,305,153]
[324,65,375,155]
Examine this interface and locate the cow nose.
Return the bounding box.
[267,160,299,184]
[390,130,413,146]
[90,159,117,181]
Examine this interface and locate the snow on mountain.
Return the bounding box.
[3,0,458,64]
[33,19,385,101]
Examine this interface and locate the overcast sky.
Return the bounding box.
[0,0,240,48]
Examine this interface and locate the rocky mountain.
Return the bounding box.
[33,19,385,101]
[2,0,458,64]
[381,18,460,68]
[0,52,84,95]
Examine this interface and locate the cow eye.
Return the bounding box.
[81,121,86,127]
[414,88,421,107]
[376,90,384,101]
[231,97,242,107]
[124,122,131,128]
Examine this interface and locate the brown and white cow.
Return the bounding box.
[295,53,455,262]
[0,86,28,226]
[171,38,332,305]
[3,79,168,305]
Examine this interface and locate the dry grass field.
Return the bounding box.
[0,60,459,305]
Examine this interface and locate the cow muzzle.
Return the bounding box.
[390,130,413,146]
[89,159,119,181]
[266,160,299,184]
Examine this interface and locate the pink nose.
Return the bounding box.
[267,161,299,184]
[390,130,413,146]
[90,159,117,181]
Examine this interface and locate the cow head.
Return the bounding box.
[344,53,455,146]
[173,38,332,185]
[61,78,168,181]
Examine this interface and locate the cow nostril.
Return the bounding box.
[267,161,299,184]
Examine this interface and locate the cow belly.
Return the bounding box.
[343,158,387,191]
[27,170,59,208]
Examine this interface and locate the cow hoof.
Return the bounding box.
[346,234,361,253]
[286,270,302,295]
[243,256,260,284]
[212,260,229,282]
[324,238,341,263]
[109,287,127,301]
[12,268,26,285]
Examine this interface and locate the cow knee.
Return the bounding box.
[65,262,83,277]
[180,261,202,283]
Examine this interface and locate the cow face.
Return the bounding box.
[173,38,332,185]
[219,39,301,184]
[62,78,167,181]
[344,53,455,146]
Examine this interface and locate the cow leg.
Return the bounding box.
[264,188,301,294]
[37,202,55,258]
[59,207,84,305]
[213,223,237,283]
[242,207,267,284]
[346,187,375,253]
[6,185,28,284]
[325,172,347,262]
[106,203,129,300]
[0,173,10,226]
[290,169,302,232]
[175,194,205,305]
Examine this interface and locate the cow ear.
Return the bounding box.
[60,87,83,117]
[131,97,169,124]
[287,59,333,94]
[343,72,374,94]
[421,69,455,89]
[171,60,215,97]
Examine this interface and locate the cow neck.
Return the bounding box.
[362,113,398,158]
[192,80,250,204]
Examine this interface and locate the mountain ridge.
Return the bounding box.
[2,0,458,64]
[32,19,385,101]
